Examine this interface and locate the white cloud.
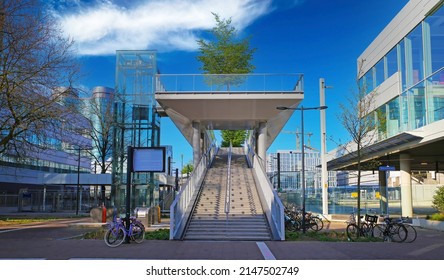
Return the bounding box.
[51,0,272,56]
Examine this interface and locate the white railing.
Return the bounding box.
[224,144,232,215]
[155,73,304,94]
[169,142,218,240]
[245,134,285,240]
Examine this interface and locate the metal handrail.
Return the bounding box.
[155,73,304,93]
[169,137,218,240]
[224,143,232,215]
[245,131,285,240]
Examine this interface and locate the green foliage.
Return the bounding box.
[0,217,58,226]
[196,13,256,76]
[221,130,246,147]
[181,163,194,175]
[432,186,444,213]
[82,228,106,239]
[145,229,170,240]
[428,213,444,221]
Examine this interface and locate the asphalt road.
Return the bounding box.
[0,217,444,260]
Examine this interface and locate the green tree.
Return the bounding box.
[196,13,255,144]
[432,186,444,213]
[197,13,256,76]
[221,130,246,147]
[181,163,194,175]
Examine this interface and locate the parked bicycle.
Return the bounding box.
[372,215,408,243]
[104,210,145,248]
[284,204,323,232]
[346,211,367,241]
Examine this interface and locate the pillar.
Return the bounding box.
[257,122,267,167]
[192,121,201,167]
[378,170,388,215]
[400,154,413,217]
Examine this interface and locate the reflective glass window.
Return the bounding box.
[399,40,407,91]
[426,5,444,74]
[375,58,385,88]
[363,69,374,93]
[386,46,398,78]
[408,24,424,85]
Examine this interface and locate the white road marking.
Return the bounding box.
[256,242,276,260]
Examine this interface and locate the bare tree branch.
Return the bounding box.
[0,0,80,156]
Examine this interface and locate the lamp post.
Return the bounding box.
[76,148,81,215]
[67,146,90,216]
[320,78,333,216]
[277,105,328,233]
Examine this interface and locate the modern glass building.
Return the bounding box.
[112,50,162,211]
[0,87,93,212]
[267,150,323,192]
[359,0,444,138]
[328,0,444,216]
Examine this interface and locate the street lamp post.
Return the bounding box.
[76,148,81,216]
[320,78,332,216]
[277,105,328,233]
[67,146,89,216]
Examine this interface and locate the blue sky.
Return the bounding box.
[48,0,409,170]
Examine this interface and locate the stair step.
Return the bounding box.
[183,148,272,241]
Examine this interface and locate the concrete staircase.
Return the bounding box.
[183,147,271,240]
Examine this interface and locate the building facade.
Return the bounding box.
[0,87,93,212]
[328,0,444,216]
[267,149,330,192]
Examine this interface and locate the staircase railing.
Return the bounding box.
[225,143,232,215]
[245,132,285,240]
[169,139,218,240]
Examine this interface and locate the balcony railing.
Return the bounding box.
[155,73,303,94]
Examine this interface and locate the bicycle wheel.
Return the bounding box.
[404,224,417,243]
[307,219,319,232]
[104,226,126,247]
[346,223,360,241]
[372,224,386,241]
[390,224,408,243]
[285,219,298,231]
[131,222,145,243]
[360,222,371,237]
[312,217,324,231]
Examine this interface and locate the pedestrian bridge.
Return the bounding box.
[155,73,304,240]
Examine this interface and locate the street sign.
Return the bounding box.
[379,165,396,171]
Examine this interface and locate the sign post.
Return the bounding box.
[125,146,134,243]
[125,146,166,242]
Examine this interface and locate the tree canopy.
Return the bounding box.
[221,130,246,147]
[196,13,255,75]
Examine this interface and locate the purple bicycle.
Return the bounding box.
[104,211,145,248]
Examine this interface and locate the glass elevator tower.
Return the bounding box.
[112,50,160,211]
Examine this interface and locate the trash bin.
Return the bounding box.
[135,207,150,228]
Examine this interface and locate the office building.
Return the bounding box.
[328,0,444,216]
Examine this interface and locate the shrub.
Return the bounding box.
[432,186,444,213]
[145,229,170,240]
[428,213,444,221]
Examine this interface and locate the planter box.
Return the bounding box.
[412,218,444,231]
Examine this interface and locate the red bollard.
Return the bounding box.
[101,204,107,223]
